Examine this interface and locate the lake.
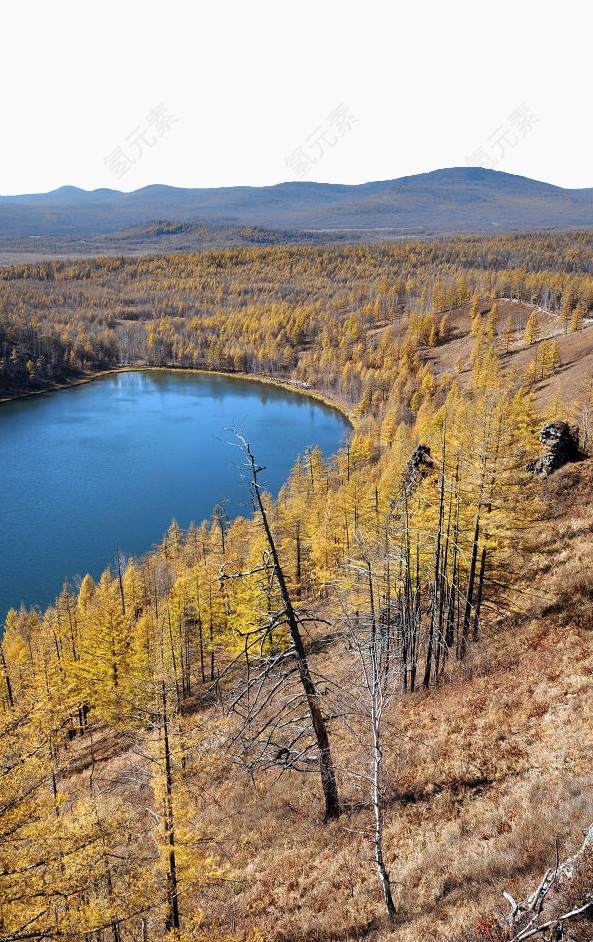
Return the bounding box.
[0,370,350,622]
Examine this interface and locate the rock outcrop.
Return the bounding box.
[527,422,582,477]
[402,445,436,495]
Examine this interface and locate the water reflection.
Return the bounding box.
[0,370,349,620]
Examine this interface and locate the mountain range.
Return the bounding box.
[1,167,592,260]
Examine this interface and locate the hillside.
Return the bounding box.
[171,460,593,942]
[1,168,593,263]
[1,232,593,942]
[4,427,592,942]
[2,232,593,407]
[420,297,593,414]
[0,221,354,267]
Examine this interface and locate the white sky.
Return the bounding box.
[2,0,591,195]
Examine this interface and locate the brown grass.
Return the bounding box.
[422,298,593,419]
[59,461,593,941]
[179,460,592,942]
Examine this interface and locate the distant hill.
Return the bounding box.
[0,221,346,265]
[1,168,592,261]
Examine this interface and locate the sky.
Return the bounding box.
[2,0,592,196]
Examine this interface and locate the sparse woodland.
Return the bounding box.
[2,232,593,402]
[1,233,593,942]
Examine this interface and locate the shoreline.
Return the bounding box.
[1,365,356,429]
[1,365,355,621]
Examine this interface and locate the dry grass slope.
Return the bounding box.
[60,460,592,941]
[168,461,593,941]
[51,455,593,941]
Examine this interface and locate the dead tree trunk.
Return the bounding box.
[241,436,341,821]
[460,511,480,660]
[372,715,396,919]
[161,679,180,932]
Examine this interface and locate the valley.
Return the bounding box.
[1,226,592,942]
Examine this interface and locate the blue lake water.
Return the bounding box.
[0,370,350,621]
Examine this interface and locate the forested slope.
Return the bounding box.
[2,231,593,409]
[1,232,592,942]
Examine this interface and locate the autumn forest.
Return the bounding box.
[1,231,593,942]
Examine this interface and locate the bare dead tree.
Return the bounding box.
[503,824,593,940]
[335,532,405,920]
[219,434,341,821]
